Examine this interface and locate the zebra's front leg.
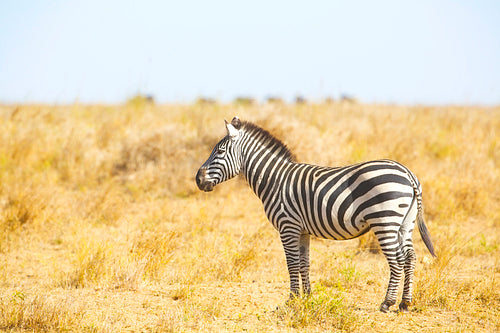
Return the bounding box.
[280,231,301,299]
[299,233,311,295]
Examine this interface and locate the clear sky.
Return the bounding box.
[1,0,499,105]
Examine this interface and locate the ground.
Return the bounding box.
[0,102,498,332]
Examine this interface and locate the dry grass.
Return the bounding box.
[0,102,498,332]
[0,292,85,331]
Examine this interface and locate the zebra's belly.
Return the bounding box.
[303,218,371,240]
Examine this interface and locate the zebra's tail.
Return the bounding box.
[414,189,437,257]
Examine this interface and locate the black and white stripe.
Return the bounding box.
[196,117,436,313]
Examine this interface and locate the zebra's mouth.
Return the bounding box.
[196,168,215,192]
[199,182,214,192]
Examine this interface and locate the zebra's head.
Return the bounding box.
[196,117,243,192]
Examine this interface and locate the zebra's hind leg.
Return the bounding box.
[399,245,416,312]
[374,229,405,313]
[299,233,311,295]
[398,201,418,313]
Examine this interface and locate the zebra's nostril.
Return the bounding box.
[196,168,208,189]
[196,170,202,186]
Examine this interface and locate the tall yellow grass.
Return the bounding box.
[0,102,498,331]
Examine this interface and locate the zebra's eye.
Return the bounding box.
[217,146,226,154]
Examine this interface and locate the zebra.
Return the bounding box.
[196,117,436,313]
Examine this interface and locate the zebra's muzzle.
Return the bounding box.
[196,168,215,192]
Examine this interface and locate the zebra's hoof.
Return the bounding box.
[398,300,411,313]
[286,292,300,303]
[380,303,390,313]
[380,300,395,313]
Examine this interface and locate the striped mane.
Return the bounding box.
[240,121,296,162]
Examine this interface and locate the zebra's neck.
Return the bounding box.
[239,122,295,199]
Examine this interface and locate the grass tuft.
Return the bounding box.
[0,292,85,331]
[130,230,178,280]
[59,242,109,288]
[274,285,360,331]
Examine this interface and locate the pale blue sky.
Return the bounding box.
[1,0,499,105]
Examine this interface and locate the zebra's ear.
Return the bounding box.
[231,116,241,129]
[225,120,239,138]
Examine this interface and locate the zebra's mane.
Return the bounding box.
[240,121,296,162]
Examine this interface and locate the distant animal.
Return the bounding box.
[266,96,284,104]
[340,94,357,103]
[196,97,217,105]
[233,97,256,105]
[295,96,307,105]
[196,117,436,313]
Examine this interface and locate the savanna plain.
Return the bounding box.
[0,101,498,332]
